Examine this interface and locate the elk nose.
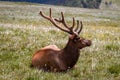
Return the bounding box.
[84,40,92,46]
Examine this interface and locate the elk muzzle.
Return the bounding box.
[83,39,92,46]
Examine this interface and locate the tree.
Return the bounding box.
[3,0,102,9]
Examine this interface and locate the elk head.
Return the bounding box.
[39,8,91,49]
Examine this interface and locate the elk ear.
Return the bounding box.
[69,34,75,39]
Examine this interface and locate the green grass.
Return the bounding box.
[0,1,120,80]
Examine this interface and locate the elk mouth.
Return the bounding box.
[83,40,92,46]
[86,42,91,46]
[86,41,92,46]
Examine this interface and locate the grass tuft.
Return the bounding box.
[105,44,120,51]
[108,64,120,76]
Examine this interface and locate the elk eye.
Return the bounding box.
[75,37,80,40]
[74,37,80,42]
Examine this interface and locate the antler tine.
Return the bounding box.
[78,21,83,34]
[40,10,50,20]
[70,17,75,30]
[40,8,72,34]
[49,8,52,18]
[55,12,70,29]
[55,12,76,34]
[39,8,52,20]
[75,20,79,32]
[61,12,70,29]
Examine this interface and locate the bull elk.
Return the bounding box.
[31,8,91,72]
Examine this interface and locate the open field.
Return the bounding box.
[0,1,120,80]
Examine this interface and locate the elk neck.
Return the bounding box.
[59,38,80,68]
[63,38,80,54]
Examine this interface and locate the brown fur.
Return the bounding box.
[31,8,91,72]
[31,35,91,72]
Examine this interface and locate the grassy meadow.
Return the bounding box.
[0,1,120,80]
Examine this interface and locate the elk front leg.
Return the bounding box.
[53,57,67,72]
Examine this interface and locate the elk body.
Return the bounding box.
[31,8,91,72]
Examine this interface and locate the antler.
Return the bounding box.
[39,8,83,35]
[76,21,83,34]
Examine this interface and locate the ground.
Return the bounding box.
[0,1,120,80]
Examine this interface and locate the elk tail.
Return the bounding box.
[30,64,34,68]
